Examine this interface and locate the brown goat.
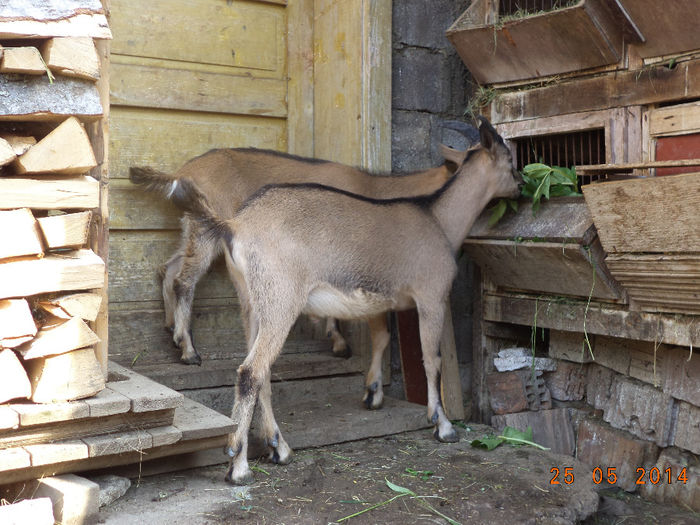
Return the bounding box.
[130,141,474,409]
[146,117,522,484]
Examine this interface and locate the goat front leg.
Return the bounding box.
[362,314,390,409]
[417,305,458,443]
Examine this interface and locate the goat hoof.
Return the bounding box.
[433,426,459,443]
[362,382,383,410]
[181,353,202,366]
[332,345,351,359]
[165,325,174,335]
[225,466,254,486]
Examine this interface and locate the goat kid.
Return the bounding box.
[176,117,521,484]
[129,146,461,371]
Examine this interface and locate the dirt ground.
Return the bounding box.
[95,426,700,525]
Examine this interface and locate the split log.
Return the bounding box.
[0,46,46,75]
[0,349,31,403]
[37,293,102,322]
[0,0,111,40]
[26,347,105,403]
[15,117,97,175]
[37,211,91,250]
[0,134,36,156]
[0,176,99,210]
[17,317,99,360]
[0,299,37,349]
[0,249,104,300]
[0,136,16,166]
[41,37,100,81]
[0,208,43,260]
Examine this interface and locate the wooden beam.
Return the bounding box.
[492,59,700,123]
[0,249,105,300]
[578,160,700,172]
[0,208,43,260]
[37,211,91,250]
[0,176,99,210]
[649,100,700,137]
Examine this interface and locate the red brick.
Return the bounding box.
[603,376,674,447]
[586,363,617,411]
[486,371,528,415]
[577,418,658,492]
[548,330,594,363]
[544,361,587,401]
[639,448,700,512]
[519,369,552,410]
[672,401,700,455]
[491,408,575,456]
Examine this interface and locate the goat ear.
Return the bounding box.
[477,116,497,152]
[439,144,468,170]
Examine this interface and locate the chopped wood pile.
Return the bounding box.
[0,35,106,406]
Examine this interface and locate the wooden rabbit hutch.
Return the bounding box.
[449,0,700,509]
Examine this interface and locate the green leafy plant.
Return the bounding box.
[489,162,581,226]
[471,426,549,451]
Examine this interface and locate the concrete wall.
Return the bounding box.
[388,0,476,409]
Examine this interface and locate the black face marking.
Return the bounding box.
[238,366,255,398]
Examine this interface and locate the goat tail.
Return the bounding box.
[129,166,177,196]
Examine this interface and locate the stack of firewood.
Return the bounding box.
[0,37,106,405]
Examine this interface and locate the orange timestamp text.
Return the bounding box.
[549,466,689,486]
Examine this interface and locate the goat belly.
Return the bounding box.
[303,285,396,319]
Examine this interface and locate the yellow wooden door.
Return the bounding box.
[107,0,390,385]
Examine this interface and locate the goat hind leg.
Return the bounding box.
[362,314,390,410]
[417,305,457,443]
[325,318,350,358]
[257,373,292,465]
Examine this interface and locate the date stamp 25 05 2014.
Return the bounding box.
[550,466,689,486]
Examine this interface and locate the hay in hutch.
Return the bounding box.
[449,0,700,509]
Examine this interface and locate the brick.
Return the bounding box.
[393,47,451,113]
[0,405,19,430]
[24,440,88,466]
[492,408,575,456]
[586,363,617,411]
[82,429,153,457]
[486,371,528,415]
[393,0,468,49]
[519,369,552,410]
[603,376,674,446]
[639,448,700,512]
[0,498,53,525]
[672,401,700,454]
[663,345,700,406]
[544,361,587,401]
[29,475,99,525]
[391,110,434,173]
[549,330,594,363]
[576,418,658,492]
[493,347,556,372]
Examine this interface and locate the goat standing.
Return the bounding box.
[172,117,521,484]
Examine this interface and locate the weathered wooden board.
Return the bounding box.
[25,347,105,403]
[108,179,181,229]
[483,292,700,348]
[110,0,285,75]
[464,239,621,300]
[0,208,43,260]
[650,101,700,137]
[0,176,99,210]
[0,75,102,121]
[108,107,286,179]
[0,249,104,299]
[0,0,111,39]
[110,61,286,117]
[447,0,627,84]
[606,254,700,315]
[37,211,91,250]
[0,299,36,349]
[492,59,700,124]
[582,173,700,253]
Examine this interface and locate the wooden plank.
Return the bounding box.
[0,299,37,349]
[38,292,103,322]
[24,440,89,467]
[25,347,105,403]
[582,173,700,252]
[577,160,700,172]
[108,106,286,179]
[16,117,97,175]
[110,0,284,75]
[0,46,46,75]
[37,211,91,250]
[132,350,362,391]
[0,208,43,260]
[108,178,181,229]
[464,239,621,300]
[110,60,286,117]
[41,37,100,81]
[397,309,428,405]
[286,0,314,157]
[650,101,700,137]
[0,447,31,470]
[0,74,102,121]
[439,304,465,420]
[82,429,153,457]
[0,408,173,451]
[11,400,89,427]
[18,317,100,360]
[0,249,104,300]
[483,292,700,348]
[107,363,184,413]
[0,0,111,39]
[0,175,99,210]
[172,397,235,441]
[0,349,31,403]
[492,59,700,124]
